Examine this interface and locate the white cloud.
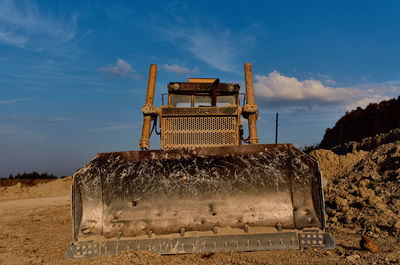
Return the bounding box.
[254,71,363,103]
[344,95,390,112]
[163,64,198,75]
[98,59,141,80]
[0,0,77,50]
[253,71,397,111]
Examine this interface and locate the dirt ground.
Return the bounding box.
[0,177,399,265]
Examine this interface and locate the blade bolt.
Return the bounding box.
[180,228,185,237]
[276,223,283,232]
[212,227,218,234]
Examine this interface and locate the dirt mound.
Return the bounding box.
[310,149,368,181]
[311,141,400,238]
[0,176,72,201]
[320,96,400,149]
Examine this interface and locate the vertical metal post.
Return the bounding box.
[275,112,278,144]
[139,64,157,150]
[211,79,219,106]
[244,62,259,144]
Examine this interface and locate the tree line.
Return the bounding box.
[8,171,58,179]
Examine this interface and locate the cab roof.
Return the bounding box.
[167,80,240,95]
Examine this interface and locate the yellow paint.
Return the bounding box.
[188,78,217,83]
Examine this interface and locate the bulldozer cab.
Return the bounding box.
[159,79,242,149]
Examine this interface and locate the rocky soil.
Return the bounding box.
[329,128,400,155]
[311,140,400,246]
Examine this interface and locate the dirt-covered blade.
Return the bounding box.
[70,144,325,242]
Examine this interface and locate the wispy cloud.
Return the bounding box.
[33,117,77,124]
[0,97,31,104]
[163,64,198,75]
[150,4,259,73]
[0,114,16,120]
[315,73,337,85]
[0,124,44,141]
[0,29,28,47]
[159,27,242,73]
[0,0,77,50]
[254,71,399,111]
[98,59,142,80]
[88,124,137,133]
[0,114,76,124]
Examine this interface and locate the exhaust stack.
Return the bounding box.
[244,62,259,144]
[139,64,157,150]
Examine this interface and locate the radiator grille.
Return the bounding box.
[162,117,237,149]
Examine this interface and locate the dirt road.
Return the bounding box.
[1,194,399,265]
[0,195,71,264]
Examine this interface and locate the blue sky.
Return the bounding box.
[1,0,400,177]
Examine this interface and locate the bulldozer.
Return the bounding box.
[65,63,334,259]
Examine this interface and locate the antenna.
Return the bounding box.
[275,112,279,144]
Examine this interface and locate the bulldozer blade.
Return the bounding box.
[66,144,333,259]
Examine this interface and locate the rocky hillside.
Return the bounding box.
[320,96,400,150]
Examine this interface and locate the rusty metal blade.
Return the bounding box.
[70,144,326,252]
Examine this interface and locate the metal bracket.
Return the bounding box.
[298,231,335,250]
[65,241,100,259]
[242,104,258,113]
[141,104,157,115]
